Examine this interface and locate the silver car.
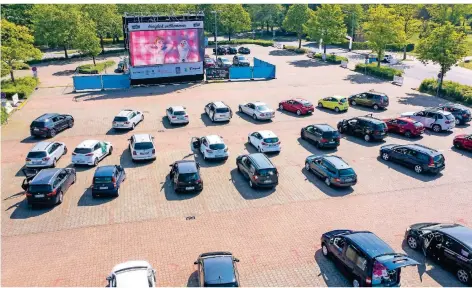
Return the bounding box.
[25,141,67,168]
[238,101,275,121]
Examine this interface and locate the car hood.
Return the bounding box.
[401,112,415,117]
[380,144,397,151]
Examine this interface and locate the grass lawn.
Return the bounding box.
[459,61,472,70]
[52,49,78,55]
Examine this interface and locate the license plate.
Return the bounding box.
[33,161,41,164]
[185,187,195,190]
[140,152,148,155]
[344,178,352,182]
[35,194,44,198]
[264,180,272,183]
[329,141,335,143]
[99,187,108,190]
[34,128,39,131]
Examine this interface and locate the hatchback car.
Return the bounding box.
[383,117,425,138]
[30,113,74,138]
[204,57,216,68]
[194,252,240,287]
[453,133,472,151]
[305,155,357,187]
[112,109,144,130]
[91,165,126,198]
[217,57,232,68]
[404,223,472,284]
[435,104,471,125]
[238,46,250,54]
[279,98,314,115]
[24,168,76,207]
[166,106,189,125]
[236,153,279,189]
[233,55,250,66]
[204,101,233,122]
[72,140,113,166]
[239,102,275,121]
[318,95,349,113]
[321,230,419,287]
[191,135,229,161]
[349,90,389,110]
[338,115,388,142]
[227,47,238,54]
[129,134,156,161]
[379,143,445,174]
[248,130,281,153]
[301,124,340,149]
[169,160,203,193]
[401,109,455,133]
[107,260,157,288]
[213,46,228,55]
[25,141,67,168]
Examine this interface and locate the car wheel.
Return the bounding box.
[373,104,379,110]
[315,141,320,148]
[338,127,345,133]
[141,115,144,122]
[455,118,460,125]
[382,152,390,161]
[457,268,470,284]
[352,278,361,287]
[335,107,340,113]
[52,159,57,168]
[49,129,56,138]
[305,162,310,171]
[279,104,284,110]
[296,110,301,116]
[414,165,423,174]
[93,158,98,166]
[63,147,68,155]
[108,146,113,155]
[57,192,63,204]
[407,236,418,250]
[68,120,74,128]
[253,114,257,121]
[258,146,262,153]
[454,141,462,149]
[432,124,441,133]
[203,154,207,161]
[351,100,357,106]
[364,134,371,142]
[239,106,242,113]
[132,123,136,130]
[321,243,330,257]
[318,102,323,108]
[115,189,120,197]
[405,131,412,138]
[324,177,331,186]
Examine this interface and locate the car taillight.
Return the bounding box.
[206,149,213,153]
[275,141,281,145]
[124,121,130,124]
[72,152,76,155]
[184,115,188,118]
[85,153,93,156]
[26,158,31,161]
[253,175,258,180]
[172,116,176,119]
[366,277,372,284]
[196,179,202,184]
[26,193,32,197]
[224,148,228,152]
[428,157,435,167]
[464,113,469,117]
[445,120,452,124]
[42,157,50,161]
[47,189,57,197]
[112,177,116,187]
[320,138,328,143]
[41,128,49,131]
[152,149,155,154]
[261,142,268,146]
[259,113,265,116]
[133,151,137,155]
[333,178,340,182]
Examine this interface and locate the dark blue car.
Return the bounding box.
[91,165,126,198]
[194,252,240,287]
[379,143,445,174]
[305,155,357,187]
[25,168,76,207]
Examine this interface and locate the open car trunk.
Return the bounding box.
[21,168,41,191]
[372,253,419,286]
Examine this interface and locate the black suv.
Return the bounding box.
[194,252,240,287]
[435,104,471,125]
[24,168,76,207]
[321,230,419,287]
[349,90,389,110]
[379,143,445,174]
[227,46,237,54]
[169,160,203,193]
[30,113,74,138]
[301,124,340,149]
[338,115,388,142]
[236,153,279,189]
[404,223,472,284]
[213,46,228,55]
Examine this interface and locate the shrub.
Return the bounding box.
[208,39,274,47]
[0,76,39,99]
[354,63,403,80]
[332,40,415,52]
[311,53,348,64]
[26,49,126,65]
[77,60,116,74]
[12,61,30,70]
[419,78,472,105]
[102,37,124,45]
[284,45,309,54]
[1,106,8,125]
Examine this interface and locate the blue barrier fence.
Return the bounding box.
[227,58,276,80]
[73,75,102,91]
[73,74,130,91]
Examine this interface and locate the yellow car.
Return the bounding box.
[318,95,349,113]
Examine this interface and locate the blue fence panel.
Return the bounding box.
[102,74,130,90]
[73,75,102,91]
[253,66,276,79]
[229,67,253,80]
[253,58,271,67]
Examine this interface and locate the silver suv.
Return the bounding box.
[113,109,144,130]
[25,141,67,168]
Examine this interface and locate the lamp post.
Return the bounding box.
[211,11,219,61]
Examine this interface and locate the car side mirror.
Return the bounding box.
[194,261,199,265]
[234,258,240,262]
[169,164,173,167]
[106,276,112,282]
[127,138,131,141]
[329,238,334,244]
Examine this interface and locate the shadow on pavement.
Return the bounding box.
[348,105,384,114]
[297,137,337,155]
[268,49,299,56]
[200,112,230,127]
[77,188,114,206]
[397,93,447,107]
[52,69,77,76]
[20,136,44,144]
[187,270,199,287]
[302,169,354,197]
[451,146,472,158]
[235,111,271,125]
[314,249,350,286]
[162,175,200,201]
[376,156,443,182]
[341,135,385,147]
[343,73,386,84]
[288,59,330,68]
[9,199,54,219]
[229,168,275,200]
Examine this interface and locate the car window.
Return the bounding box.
[29,184,51,193]
[94,176,113,183]
[256,105,270,111]
[94,143,101,151]
[178,173,199,182]
[346,245,367,271]
[445,114,454,120]
[174,111,186,116]
[241,156,248,166]
[27,151,47,158]
[406,149,418,157]
[416,153,429,162]
[249,163,256,173]
[263,137,279,143]
[216,107,229,113]
[397,120,408,125]
[366,94,374,99]
[53,176,63,188]
[322,131,339,138]
[333,237,346,250]
[306,126,314,133]
[425,112,435,118]
[114,116,127,122]
[258,168,276,176]
[339,168,355,176]
[209,143,225,150]
[436,114,444,120]
[74,147,92,154]
[134,142,154,150]
[202,139,208,146]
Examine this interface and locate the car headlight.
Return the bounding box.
[406,227,411,232]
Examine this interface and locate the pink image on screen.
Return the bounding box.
[129,29,201,67]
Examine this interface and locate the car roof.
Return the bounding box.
[396,117,417,123]
[31,142,53,152]
[77,140,99,148]
[206,135,224,144]
[424,108,451,115]
[439,225,472,248]
[31,168,62,185]
[313,124,336,131]
[212,101,228,108]
[344,231,395,258]
[440,103,468,110]
[323,156,350,169]
[253,101,266,106]
[117,109,135,116]
[170,106,185,112]
[357,116,384,124]
[133,134,152,143]
[331,95,346,100]
[94,165,116,177]
[34,113,58,121]
[202,255,236,284]
[402,144,441,155]
[112,260,152,273]
[112,260,152,287]
[247,153,274,169]
[293,98,310,103]
[367,90,387,96]
[176,160,198,173]
[258,130,277,138]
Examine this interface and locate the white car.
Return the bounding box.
[401,109,455,132]
[113,109,144,130]
[191,135,229,161]
[129,134,156,161]
[166,106,189,124]
[106,260,157,288]
[25,141,67,168]
[248,130,281,153]
[204,101,232,122]
[238,102,275,121]
[71,140,113,166]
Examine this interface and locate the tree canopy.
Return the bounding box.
[283,4,313,48]
[219,4,251,41]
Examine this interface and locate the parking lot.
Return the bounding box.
[2,44,472,286]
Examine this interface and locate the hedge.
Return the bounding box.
[311,53,348,64]
[208,39,274,47]
[0,76,39,99]
[102,37,124,45]
[77,60,116,74]
[354,63,403,80]
[1,106,8,125]
[12,61,30,70]
[26,49,126,65]
[419,78,472,105]
[332,39,415,52]
[283,45,309,54]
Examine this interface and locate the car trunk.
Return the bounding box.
[372,254,419,286]
[93,176,115,191]
[256,168,278,185]
[26,151,48,166]
[177,172,201,191]
[72,147,94,164]
[134,143,154,157]
[214,108,231,120]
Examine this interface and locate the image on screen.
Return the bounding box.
[129,29,203,67]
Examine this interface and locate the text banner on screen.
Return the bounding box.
[129,62,203,79]
[128,21,203,31]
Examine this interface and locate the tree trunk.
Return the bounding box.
[324,44,327,55]
[10,69,15,83]
[63,45,69,59]
[377,50,381,67]
[213,32,216,42]
[298,35,302,49]
[266,22,269,32]
[92,56,96,66]
[403,45,407,60]
[438,67,445,96]
[100,35,105,54]
[228,31,231,42]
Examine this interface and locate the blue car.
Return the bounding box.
[304,155,357,187]
[91,165,126,198]
[194,252,240,287]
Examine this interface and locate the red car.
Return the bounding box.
[453,134,472,150]
[383,117,425,138]
[204,58,216,68]
[278,98,314,115]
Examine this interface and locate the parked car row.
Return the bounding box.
[212,46,251,55]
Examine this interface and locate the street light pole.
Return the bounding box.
[211,11,218,61]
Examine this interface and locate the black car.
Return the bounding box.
[349,90,389,110]
[238,46,250,54]
[435,104,471,125]
[379,143,445,174]
[338,114,388,142]
[30,113,74,138]
[24,168,76,207]
[301,124,340,149]
[236,153,279,189]
[227,46,238,54]
[91,165,126,198]
[213,46,228,55]
[404,223,472,284]
[194,252,240,287]
[305,155,357,187]
[321,230,419,287]
[169,160,203,193]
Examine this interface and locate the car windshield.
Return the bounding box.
[373,123,387,130]
[434,154,444,163]
[256,105,269,111]
[339,168,355,176]
[31,121,46,128]
[173,111,186,116]
[322,131,340,138]
[178,172,199,182]
[114,116,128,122]
[445,114,454,120]
[134,142,154,150]
[302,102,312,107]
[258,168,276,176]
[221,59,230,63]
[27,151,47,158]
[74,148,93,154]
[263,137,279,143]
[206,59,215,63]
[414,122,423,128]
[380,95,388,102]
[216,108,229,113]
[338,98,347,103]
[94,177,112,183]
[209,143,226,150]
[29,184,51,193]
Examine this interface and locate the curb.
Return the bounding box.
[16,99,29,110]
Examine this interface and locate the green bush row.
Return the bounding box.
[77,60,116,74]
[1,76,39,99]
[102,37,124,45]
[12,61,30,70]
[311,53,348,64]
[331,40,415,52]
[419,78,472,105]
[283,45,309,54]
[208,39,274,47]
[354,63,403,80]
[1,106,8,125]
[26,49,126,65]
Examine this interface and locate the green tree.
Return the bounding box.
[219,4,251,41]
[304,4,347,55]
[246,4,283,33]
[1,19,42,82]
[283,4,313,48]
[73,18,102,65]
[363,5,405,67]
[197,4,224,42]
[1,4,33,27]
[82,4,120,53]
[339,4,364,41]
[416,22,468,93]
[394,4,422,60]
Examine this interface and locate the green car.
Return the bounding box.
[348,90,389,110]
[318,95,349,113]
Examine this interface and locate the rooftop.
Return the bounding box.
[344,231,395,258]
[324,156,350,169]
[31,142,53,151]
[31,168,62,185]
[176,160,198,173]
